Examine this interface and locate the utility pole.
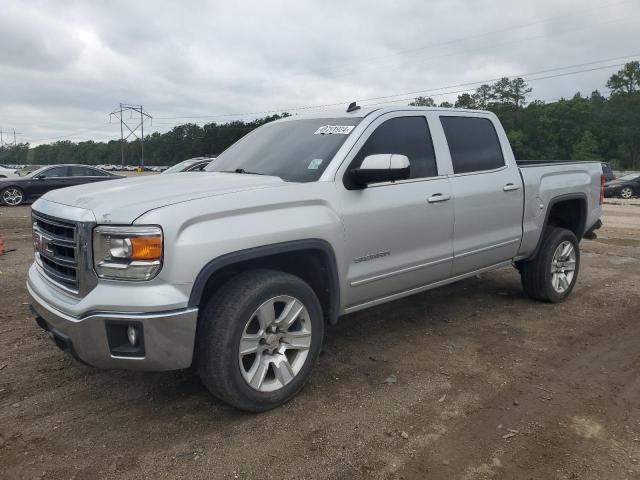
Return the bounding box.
[109,104,152,168]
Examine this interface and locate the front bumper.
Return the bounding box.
[28,282,198,371]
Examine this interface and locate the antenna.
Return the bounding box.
[346,102,361,113]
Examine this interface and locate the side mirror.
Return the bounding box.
[349,154,410,188]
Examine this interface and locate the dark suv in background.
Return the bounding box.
[601,162,616,182]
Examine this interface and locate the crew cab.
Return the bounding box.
[27,106,603,411]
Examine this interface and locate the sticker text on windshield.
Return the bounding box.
[314,125,355,135]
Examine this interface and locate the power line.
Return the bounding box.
[329,15,636,79]
[362,62,633,108]
[315,0,635,75]
[153,54,640,121]
[22,54,640,144]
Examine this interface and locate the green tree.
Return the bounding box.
[473,84,492,109]
[454,93,477,109]
[572,131,600,160]
[509,78,532,107]
[606,61,640,95]
[409,96,436,107]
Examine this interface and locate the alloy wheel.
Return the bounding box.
[1,188,23,206]
[238,295,312,392]
[621,187,633,199]
[551,241,576,294]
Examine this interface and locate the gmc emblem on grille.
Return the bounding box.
[33,231,42,252]
[33,232,53,255]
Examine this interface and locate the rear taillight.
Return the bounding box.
[600,174,605,205]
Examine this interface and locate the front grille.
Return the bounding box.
[32,213,80,292]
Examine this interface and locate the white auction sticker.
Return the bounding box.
[314,125,355,135]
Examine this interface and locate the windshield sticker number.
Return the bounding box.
[308,159,323,170]
[314,125,354,135]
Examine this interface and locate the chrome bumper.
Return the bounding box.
[28,282,198,371]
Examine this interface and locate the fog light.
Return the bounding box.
[127,325,138,346]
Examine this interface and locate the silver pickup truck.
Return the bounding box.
[27,106,603,411]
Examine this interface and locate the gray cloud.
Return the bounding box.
[0,0,638,144]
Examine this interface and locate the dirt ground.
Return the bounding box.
[0,200,639,480]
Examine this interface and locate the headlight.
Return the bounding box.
[93,226,163,280]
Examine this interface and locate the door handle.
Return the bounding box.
[503,183,521,192]
[427,193,451,203]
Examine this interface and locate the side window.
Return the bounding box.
[70,166,104,177]
[40,166,68,178]
[440,116,505,174]
[350,116,438,180]
[88,167,108,176]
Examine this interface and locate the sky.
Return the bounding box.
[1,0,639,146]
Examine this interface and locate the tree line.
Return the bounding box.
[1,62,639,169]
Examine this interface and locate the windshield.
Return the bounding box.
[619,172,640,181]
[206,118,361,182]
[163,159,200,174]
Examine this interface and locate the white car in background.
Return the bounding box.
[0,164,20,179]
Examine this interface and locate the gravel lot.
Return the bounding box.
[0,200,639,479]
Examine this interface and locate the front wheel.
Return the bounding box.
[196,269,324,412]
[519,227,580,303]
[1,187,25,206]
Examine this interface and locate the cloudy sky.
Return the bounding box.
[1,0,639,145]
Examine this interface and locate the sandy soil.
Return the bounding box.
[0,202,639,480]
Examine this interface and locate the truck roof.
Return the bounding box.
[276,105,491,122]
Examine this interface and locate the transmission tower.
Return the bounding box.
[0,128,21,148]
[109,104,152,167]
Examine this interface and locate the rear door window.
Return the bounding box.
[440,116,505,174]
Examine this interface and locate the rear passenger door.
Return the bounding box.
[68,166,110,187]
[439,114,523,275]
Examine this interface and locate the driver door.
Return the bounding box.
[336,113,454,311]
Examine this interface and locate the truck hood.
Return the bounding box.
[40,172,284,223]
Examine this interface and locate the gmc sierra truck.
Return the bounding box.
[27,106,603,411]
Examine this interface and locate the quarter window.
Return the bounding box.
[440,116,505,174]
[349,116,438,182]
[70,166,106,176]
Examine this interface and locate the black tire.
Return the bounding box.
[519,227,580,303]
[195,269,324,412]
[1,186,25,206]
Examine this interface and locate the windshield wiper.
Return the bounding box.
[218,168,269,176]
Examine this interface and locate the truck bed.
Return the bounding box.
[516,160,603,260]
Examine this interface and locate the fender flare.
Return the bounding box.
[527,192,588,261]
[187,239,341,324]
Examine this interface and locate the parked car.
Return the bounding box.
[162,157,214,174]
[604,172,640,199]
[27,106,603,411]
[601,162,616,182]
[0,164,122,206]
[0,164,20,179]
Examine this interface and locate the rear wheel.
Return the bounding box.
[196,269,324,412]
[1,187,24,206]
[520,227,580,303]
[620,187,633,199]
